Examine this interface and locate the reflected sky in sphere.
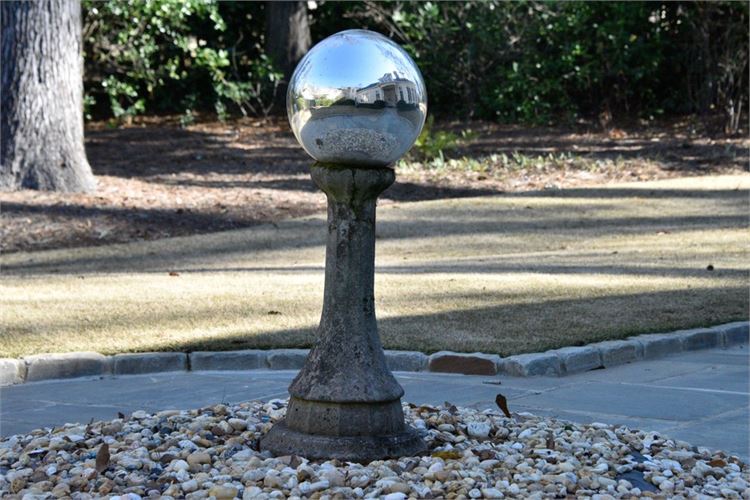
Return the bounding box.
[294,32,418,91]
[287,30,427,167]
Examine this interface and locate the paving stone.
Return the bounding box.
[593,340,642,367]
[189,350,267,371]
[112,352,187,375]
[267,349,309,370]
[678,328,720,351]
[23,352,111,382]
[553,346,602,374]
[632,333,685,359]
[717,321,749,347]
[0,359,25,386]
[502,352,562,377]
[385,351,428,372]
[427,351,500,376]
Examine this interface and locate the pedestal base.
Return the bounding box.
[258,165,427,462]
[261,420,426,463]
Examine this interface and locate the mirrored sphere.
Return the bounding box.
[287,29,427,167]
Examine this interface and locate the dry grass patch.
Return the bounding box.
[1,175,747,358]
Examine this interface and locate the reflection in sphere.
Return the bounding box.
[287,30,427,167]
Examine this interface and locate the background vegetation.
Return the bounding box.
[83,1,747,132]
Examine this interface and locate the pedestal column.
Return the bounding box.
[260,165,426,462]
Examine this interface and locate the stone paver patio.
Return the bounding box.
[1,345,747,460]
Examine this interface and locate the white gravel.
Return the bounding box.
[1,399,747,499]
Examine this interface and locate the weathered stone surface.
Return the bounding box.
[262,166,426,462]
[385,351,428,372]
[719,321,750,347]
[633,333,684,359]
[427,351,500,375]
[553,346,602,374]
[502,352,561,377]
[267,349,309,370]
[593,340,642,367]
[23,352,110,382]
[261,419,425,463]
[678,328,720,351]
[189,350,266,371]
[112,352,187,375]
[0,358,25,386]
[287,166,403,403]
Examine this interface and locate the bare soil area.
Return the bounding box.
[1,116,746,253]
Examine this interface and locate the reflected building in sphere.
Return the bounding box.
[354,72,420,107]
[287,30,427,167]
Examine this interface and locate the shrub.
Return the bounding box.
[82,0,748,132]
[82,0,281,122]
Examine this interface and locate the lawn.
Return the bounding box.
[1,174,747,359]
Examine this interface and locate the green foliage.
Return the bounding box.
[82,0,748,131]
[319,1,747,129]
[413,116,459,162]
[410,117,478,162]
[82,0,280,123]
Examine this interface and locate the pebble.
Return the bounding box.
[227,418,247,431]
[592,462,609,473]
[382,480,410,494]
[467,421,491,439]
[208,485,239,499]
[0,400,745,499]
[178,439,199,451]
[298,479,330,495]
[383,493,406,500]
[187,452,211,467]
[320,468,345,487]
[482,487,503,498]
[181,479,198,492]
[659,479,675,492]
[517,428,534,439]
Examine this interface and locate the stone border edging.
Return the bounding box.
[1,321,746,386]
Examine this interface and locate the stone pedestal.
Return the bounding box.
[260,165,426,462]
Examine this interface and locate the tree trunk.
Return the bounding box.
[265,1,311,111]
[265,1,311,76]
[1,0,95,192]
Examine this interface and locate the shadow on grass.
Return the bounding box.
[145,263,747,280]
[12,286,739,358]
[455,125,748,171]
[157,175,502,201]
[3,183,744,247]
[86,124,748,183]
[2,201,746,275]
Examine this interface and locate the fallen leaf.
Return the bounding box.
[267,310,282,315]
[709,458,726,467]
[414,404,438,413]
[475,449,496,460]
[706,264,714,271]
[95,443,110,473]
[432,450,462,460]
[495,394,512,418]
[169,271,180,277]
[546,430,556,450]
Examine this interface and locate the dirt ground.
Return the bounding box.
[1,116,746,253]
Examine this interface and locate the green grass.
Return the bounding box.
[1,175,747,358]
[400,150,647,176]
